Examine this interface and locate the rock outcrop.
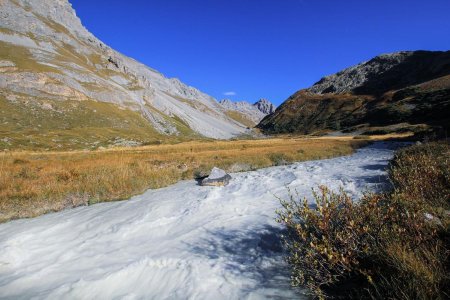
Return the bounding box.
[253,99,275,115]
[0,0,250,150]
[200,167,232,187]
[258,50,450,135]
[308,51,450,96]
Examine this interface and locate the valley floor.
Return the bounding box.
[1,137,374,222]
[0,142,403,299]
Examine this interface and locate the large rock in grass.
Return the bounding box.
[200,167,232,187]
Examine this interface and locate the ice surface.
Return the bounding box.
[0,142,403,299]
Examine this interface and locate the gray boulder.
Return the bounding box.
[200,167,232,187]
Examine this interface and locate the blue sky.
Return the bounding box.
[70,0,450,105]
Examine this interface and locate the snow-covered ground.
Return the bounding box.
[0,142,403,299]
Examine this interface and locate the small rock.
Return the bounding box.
[424,213,442,226]
[0,60,16,68]
[200,167,232,187]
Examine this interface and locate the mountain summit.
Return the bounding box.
[258,50,450,135]
[308,51,450,95]
[253,99,275,115]
[0,0,249,150]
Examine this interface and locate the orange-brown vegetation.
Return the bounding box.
[277,141,449,299]
[0,137,369,223]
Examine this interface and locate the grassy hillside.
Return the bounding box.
[0,95,201,151]
[259,80,450,135]
[0,2,249,143]
[225,110,257,128]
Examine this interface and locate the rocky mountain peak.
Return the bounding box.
[253,99,275,114]
[219,99,233,106]
[308,52,414,95]
[307,51,450,96]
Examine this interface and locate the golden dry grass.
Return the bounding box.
[0,137,371,222]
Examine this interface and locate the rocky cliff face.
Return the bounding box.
[219,98,275,127]
[308,51,450,95]
[258,50,450,135]
[0,0,249,149]
[253,99,275,115]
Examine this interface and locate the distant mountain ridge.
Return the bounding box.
[258,50,450,135]
[309,51,450,95]
[0,0,250,150]
[219,98,275,127]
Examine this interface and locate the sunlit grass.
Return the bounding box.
[0,137,370,222]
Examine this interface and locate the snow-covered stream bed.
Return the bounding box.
[0,142,403,299]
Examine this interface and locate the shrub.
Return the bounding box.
[269,153,289,166]
[277,187,374,298]
[277,142,449,299]
[12,158,30,164]
[389,142,450,212]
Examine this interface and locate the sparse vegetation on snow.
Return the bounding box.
[277,141,449,299]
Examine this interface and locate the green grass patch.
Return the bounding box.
[225,110,256,128]
[0,41,60,73]
[0,95,176,150]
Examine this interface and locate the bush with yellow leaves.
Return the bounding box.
[277,142,449,299]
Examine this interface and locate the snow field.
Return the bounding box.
[0,142,402,299]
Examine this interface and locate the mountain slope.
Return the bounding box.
[258,51,450,135]
[219,98,275,127]
[0,0,248,150]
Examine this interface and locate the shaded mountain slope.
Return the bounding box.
[258,51,450,135]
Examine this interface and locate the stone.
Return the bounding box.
[200,167,232,187]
